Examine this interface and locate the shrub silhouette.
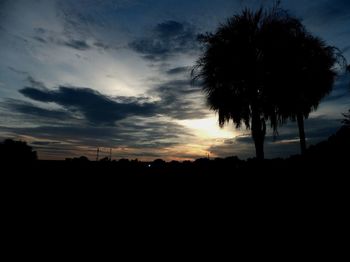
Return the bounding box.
[0,139,37,162]
[343,110,350,127]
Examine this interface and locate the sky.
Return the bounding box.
[0,0,349,161]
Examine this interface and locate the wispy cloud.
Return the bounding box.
[166,66,191,76]
[0,117,195,160]
[129,20,199,61]
[152,79,209,120]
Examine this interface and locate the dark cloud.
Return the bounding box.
[33,36,47,43]
[32,27,49,43]
[64,39,91,50]
[129,20,198,61]
[32,27,95,51]
[7,66,27,75]
[156,79,201,95]
[1,119,186,144]
[157,20,186,37]
[14,73,209,127]
[267,116,341,146]
[209,139,255,159]
[93,41,110,50]
[34,27,46,35]
[322,74,350,103]
[27,76,47,89]
[166,66,190,75]
[0,117,194,159]
[234,135,253,144]
[32,27,56,44]
[5,100,71,121]
[19,86,157,125]
[153,79,209,120]
[31,141,61,146]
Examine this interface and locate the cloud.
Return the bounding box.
[129,20,198,61]
[19,86,157,125]
[153,79,209,120]
[31,26,113,52]
[31,141,61,146]
[4,99,71,121]
[166,66,191,75]
[32,26,93,51]
[208,114,343,159]
[14,73,210,126]
[33,36,47,43]
[7,66,27,75]
[93,41,110,50]
[26,76,47,89]
[0,117,194,160]
[64,39,91,50]
[322,74,350,103]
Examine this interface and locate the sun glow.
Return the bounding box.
[178,117,234,139]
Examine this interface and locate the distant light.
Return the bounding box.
[148,164,151,168]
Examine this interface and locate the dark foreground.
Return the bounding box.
[1,126,349,195]
[2,128,348,255]
[2,129,348,243]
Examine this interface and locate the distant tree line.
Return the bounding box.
[0,113,348,169]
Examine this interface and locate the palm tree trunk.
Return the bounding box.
[297,112,307,155]
[252,108,266,160]
[254,135,265,160]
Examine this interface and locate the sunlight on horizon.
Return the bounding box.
[178,117,235,140]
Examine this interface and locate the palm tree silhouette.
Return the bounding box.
[193,6,343,159]
[193,9,273,160]
[261,12,341,155]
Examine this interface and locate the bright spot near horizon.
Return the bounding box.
[179,117,234,139]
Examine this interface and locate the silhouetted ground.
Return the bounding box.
[1,124,348,205]
[2,128,348,229]
[1,125,349,177]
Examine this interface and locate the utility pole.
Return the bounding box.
[96,147,100,162]
[109,148,112,161]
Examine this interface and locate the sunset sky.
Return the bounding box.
[0,0,349,160]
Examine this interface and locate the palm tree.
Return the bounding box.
[192,9,274,160]
[260,11,342,155]
[193,6,343,159]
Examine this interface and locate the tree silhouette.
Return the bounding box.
[348,65,350,88]
[343,110,350,127]
[193,9,272,160]
[0,139,37,162]
[261,10,342,155]
[193,6,342,159]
